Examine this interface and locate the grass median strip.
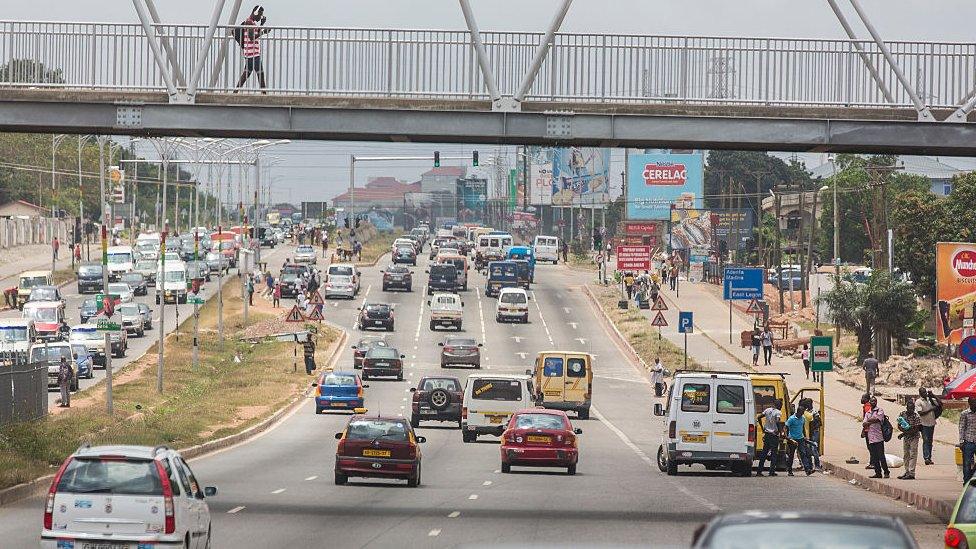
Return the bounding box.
[589,284,703,373]
[0,280,340,491]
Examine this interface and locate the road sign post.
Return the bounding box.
[723,267,765,344]
[678,311,694,369]
[960,336,976,366]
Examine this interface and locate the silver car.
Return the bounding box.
[106,282,134,303]
[205,251,229,274]
[117,303,146,337]
[133,259,157,285]
[324,275,356,299]
[294,245,317,264]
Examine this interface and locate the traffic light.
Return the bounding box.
[433,151,440,168]
[593,229,603,250]
[472,151,479,167]
[355,216,361,229]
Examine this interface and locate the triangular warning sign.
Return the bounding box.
[308,290,324,305]
[285,305,306,323]
[306,307,324,322]
[650,311,668,327]
[651,296,668,311]
[746,298,763,314]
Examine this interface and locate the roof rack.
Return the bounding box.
[151,445,171,456]
[672,369,752,377]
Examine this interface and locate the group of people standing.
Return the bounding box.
[749,326,775,367]
[755,398,823,477]
[857,388,942,481]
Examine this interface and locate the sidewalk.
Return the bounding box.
[629,277,963,521]
[0,243,78,291]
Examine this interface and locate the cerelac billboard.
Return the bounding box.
[937,242,976,344]
[627,153,704,220]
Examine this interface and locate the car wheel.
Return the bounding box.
[397,373,403,381]
[407,286,412,292]
[388,323,394,332]
[407,466,420,488]
[334,472,348,485]
[204,524,212,549]
[315,407,323,415]
[578,407,590,420]
[666,458,678,476]
[462,431,475,443]
[361,373,369,381]
[501,462,511,474]
[656,446,668,472]
[410,415,419,428]
[567,464,577,475]
[429,321,435,331]
[382,285,387,291]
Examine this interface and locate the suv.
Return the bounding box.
[358,303,395,332]
[76,263,104,294]
[410,376,463,428]
[382,265,412,292]
[41,445,217,548]
[427,264,458,295]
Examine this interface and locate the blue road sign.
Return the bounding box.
[678,312,694,334]
[961,335,976,366]
[723,267,765,301]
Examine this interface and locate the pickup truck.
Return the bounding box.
[428,293,464,331]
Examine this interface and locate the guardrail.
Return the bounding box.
[0,352,47,425]
[1,21,974,110]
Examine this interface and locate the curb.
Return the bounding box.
[0,326,349,508]
[821,458,956,522]
[581,285,650,375]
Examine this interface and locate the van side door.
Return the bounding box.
[675,380,712,453]
[711,382,750,455]
[539,354,566,405]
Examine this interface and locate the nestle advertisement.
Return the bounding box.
[626,153,704,220]
[936,242,976,344]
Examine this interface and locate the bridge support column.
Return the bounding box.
[131,0,187,103]
[514,0,574,106]
[208,0,245,91]
[824,0,893,104]
[187,0,229,100]
[143,0,187,89]
[458,0,502,109]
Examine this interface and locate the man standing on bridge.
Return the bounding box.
[235,6,269,93]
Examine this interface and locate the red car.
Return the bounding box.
[334,415,425,487]
[500,409,581,475]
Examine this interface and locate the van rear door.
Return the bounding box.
[674,379,713,453]
[710,381,751,455]
[467,377,526,427]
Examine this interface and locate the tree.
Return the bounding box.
[704,151,810,209]
[0,59,64,84]
[820,271,919,359]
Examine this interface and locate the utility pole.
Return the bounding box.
[774,188,784,314]
[830,155,841,345]
[756,174,763,268]
[797,186,807,308]
[157,145,169,394]
[98,136,112,416]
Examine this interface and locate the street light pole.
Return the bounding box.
[830,154,841,345]
[98,136,112,416]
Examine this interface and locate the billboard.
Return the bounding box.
[669,209,717,253]
[551,148,611,207]
[456,178,488,223]
[713,209,755,251]
[627,153,704,219]
[936,242,976,344]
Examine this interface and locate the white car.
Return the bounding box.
[324,275,357,299]
[41,445,217,549]
[495,287,530,323]
[327,264,360,294]
[294,245,317,264]
[107,282,134,303]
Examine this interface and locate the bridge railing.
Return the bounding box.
[1,21,974,109]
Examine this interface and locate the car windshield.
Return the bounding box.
[368,347,398,359]
[19,276,47,289]
[164,271,185,282]
[122,274,143,284]
[702,521,912,548]
[297,246,314,253]
[81,299,97,310]
[108,284,129,294]
[421,378,461,391]
[282,273,299,282]
[30,345,71,363]
[56,458,164,496]
[471,378,523,401]
[24,307,57,322]
[71,329,101,341]
[366,304,390,314]
[345,419,409,442]
[500,292,526,304]
[513,413,566,430]
[387,266,408,274]
[206,252,221,261]
[323,374,357,386]
[30,288,57,301]
[489,263,517,277]
[0,327,28,343]
[78,265,102,276]
[135,260,155,270]
[445,338,476,347]
[330,266,354,276]
[219,241,235,250]
[119,305,140,315]
[71,344,88,357]
[107,253,132,264]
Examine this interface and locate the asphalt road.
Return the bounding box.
[0,246,945,548]
[0,243,293,407]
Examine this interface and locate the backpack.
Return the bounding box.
[233,19,250,48]
[931,397,944,419]
[881,415,894,442]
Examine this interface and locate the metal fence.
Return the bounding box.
[0,351,48,425]
[1,21,975,109]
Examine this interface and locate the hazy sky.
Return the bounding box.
[9,1,975,204]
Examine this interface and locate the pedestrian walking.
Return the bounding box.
[272,283,281,308]
[897,398,921,480]
[234,6,269,93]
[960,397,976,484]
[245,276,254,306]
[651,358,665,397]
[57,356,73,408]
[801,344,811,380]
[353,240,362,261]
[750,329,762,367]
[756,399,783,476]
[785,405,813,476]
[761,325,774,366]
[303,336,316,375]
[52,236,60,260]
[623,272,635,300]
[863,396,890,479]
[916,387,941,465]
[801,397,823,472]
[863,352,879,395]
[321,235,328,257]
[668,260,677,291]
[561,240,569,263]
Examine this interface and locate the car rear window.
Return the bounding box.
[471,378,523,401]
[753,385,777,414]
[78,265,102,276]
[430,265,456,277]
[422,378,461,392]
[680,383,710,413]
[716,385,746,414]
[56,458,163,496]
[702,521,912,549]
[500,292,526,304]
[368,347,398,359]
[542,357,563,377]
[513,413,565,430]
[324,374,357,386]
[329,266,354,276]
[445,338,476,347]
[567,358,587,378]
[30,346,71,363]
[345,419,409,443]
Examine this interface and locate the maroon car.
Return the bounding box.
[352,337,387,369]
[361,345,405,381]
[410,376,463,428]
[500,409,581,475]
[334,415,425,487]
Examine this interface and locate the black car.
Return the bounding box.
[382,265,413,292]
[79,298,99,324]
[120,272,148,296]
[358,303,394,332]
[352,337,388,369]
[410,376,463,428]
[393,246,417,266]
[362,345,405,381]
[76,263,104,294]
[427,264,458,295]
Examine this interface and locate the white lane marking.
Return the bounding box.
[515,352,527,360]
[362,284,371,299]
[591,406,720,512]
[563,307,572,314]
[476,287,486,342]
[448,511,460,518]
[305,475,318,481]
[482,480,492,486]
[575,338,587,345]
[271,488,286,494]
[468,494,478,500]
[415,285,427,342]
[594,374,649,384]
[511,336,522,343]
[568,322,578,330]
[530,290,555,346]
[227,506,246,514]
[429,529,441,537]
[493,470,500,474]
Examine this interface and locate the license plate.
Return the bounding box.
[682,434,707,444]
[374,362,389,368]
[332,402,347,407]
[526,435,551,443]
[374,321,385,325]
[363,449,391,457]
[488,415,505,424]
[82,543,126,549]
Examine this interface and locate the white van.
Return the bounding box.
[461,374,536,442]
[533,235,560,264]
[428,292,463,331]
[157,260,188,304]
[654,372,755,477]
[495,287,529,323]
[476,234,514,265]
[106,246,135,281]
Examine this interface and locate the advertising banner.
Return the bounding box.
[456,178,488,223]
[550,148,611,207]
[621,221,660,235]
[936,242,976,344]
[626,153,704,219]
[529,162,553,206]
[713,209,755,251]
[669,209,718,253]
[616,245,652,271]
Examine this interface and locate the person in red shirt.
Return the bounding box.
[52,237,60,260]
[235,6,269,92]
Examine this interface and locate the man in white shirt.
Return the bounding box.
[650,358,665,397]
[916,387,939,465]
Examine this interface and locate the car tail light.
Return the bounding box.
[44,457,72,530]
[153,460,175,534]
[946,527,968,548]
[668,421,676,439]
[412,391,421,402]
[357,385,364,398]
[748,424,756,444]
[444,346,455,353]
[564,434,577,447]
[461,406,467,420]
[337,437,346,455]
